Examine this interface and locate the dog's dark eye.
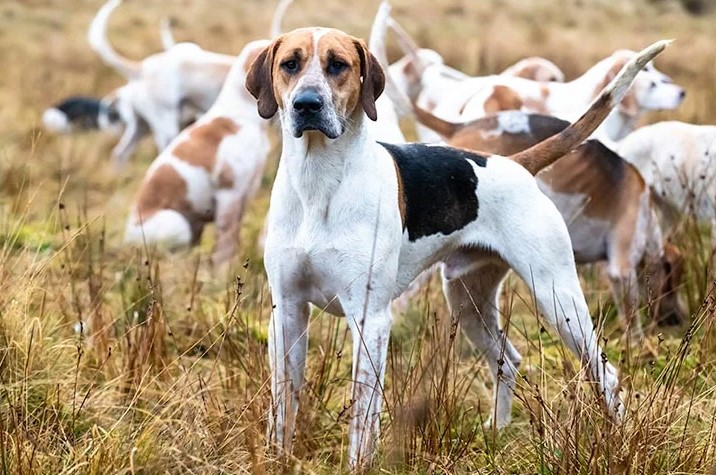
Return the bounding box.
[282,60,299,73]
[328,60,347,75]
[650,80,657,89]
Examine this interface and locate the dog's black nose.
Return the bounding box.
[293,89,323,114]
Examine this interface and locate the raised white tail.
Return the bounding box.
[87,0,141,79]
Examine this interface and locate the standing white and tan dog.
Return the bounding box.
[124,40,270,265]
[246,26,668,467]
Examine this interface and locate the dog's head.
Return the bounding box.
[246,27,385,139]
[598,50,685,117]
[42,96,106,134]
[98,87,128,135]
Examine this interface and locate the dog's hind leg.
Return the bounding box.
[442,256,521,429]
[482,182,622,420]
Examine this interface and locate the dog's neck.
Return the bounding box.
[209,62,262,121]
[278,110,373,208]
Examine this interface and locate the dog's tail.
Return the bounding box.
[411,104,463,139]
[368,2,412,117]
[159,17,176,50]
[386,17,425,77]
[88,0,141,79]
[270,0,295,37]
[509,39,671,176]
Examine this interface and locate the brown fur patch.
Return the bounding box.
[483,85,523,114]
[513,63,541,80]
[393,159,407,227]
[173,117,239,171]
[134,164,192,223]
[218,164,235,189]
[541,142,645,221]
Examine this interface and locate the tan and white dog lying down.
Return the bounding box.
[412,107,687,333]
[124,40,270,265]
[618,121,716,249]
[90,0,236,164]
[245,24,669,467]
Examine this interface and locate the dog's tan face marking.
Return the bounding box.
[173,117,239,170]
[246,27,384,138]
[134,164,191,223]
[484,85,524,114]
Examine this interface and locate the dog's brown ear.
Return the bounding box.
[246,41,280,119]
[353,39,385,121]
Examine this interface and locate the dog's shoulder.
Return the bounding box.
[378,142,488,241]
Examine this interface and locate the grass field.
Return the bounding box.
[2,0,716,473]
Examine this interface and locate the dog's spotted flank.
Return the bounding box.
[380,142,486,241]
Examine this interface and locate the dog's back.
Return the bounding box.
[619,121,716,222]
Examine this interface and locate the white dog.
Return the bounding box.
[618,121,716,241]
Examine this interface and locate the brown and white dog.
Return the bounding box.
[413,107,687,333]
[124,40,270,265]
[425,48,685,142]
[89,0,236,164]
[246,24,668,467]
[381,17,565,143]
[381,19,684,143]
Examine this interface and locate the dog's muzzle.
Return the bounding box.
[290,88,341,139]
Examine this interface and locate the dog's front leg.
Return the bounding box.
[111,117,147,167]
[346,308,392,469]
[267,294,310,458]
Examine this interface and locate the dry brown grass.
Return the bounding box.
[2,0,716,473]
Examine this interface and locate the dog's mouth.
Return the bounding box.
[292,116,342,140]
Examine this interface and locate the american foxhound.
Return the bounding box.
[42,96,122,135]
[382,17,566,143]
[381,21,684,142]
[89,0,235,164]
[413,108,687,333]
[246,25,667,467]
[618,121,716,256]
[431,49,684,142]
[124,40,271,265]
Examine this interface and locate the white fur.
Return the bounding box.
[618,121,716,227]
[42,108,71,134]
[125,209,192,248]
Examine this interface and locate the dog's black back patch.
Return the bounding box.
[379,142,487,242]
[54,96,102,129]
